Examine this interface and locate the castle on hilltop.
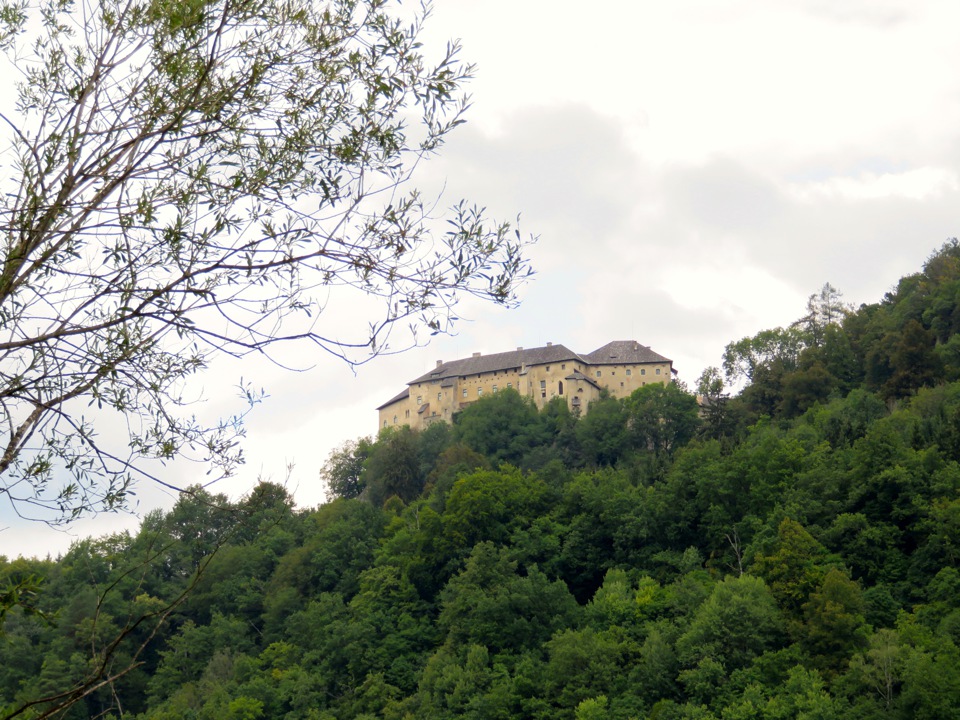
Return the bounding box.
[377,340,675,430]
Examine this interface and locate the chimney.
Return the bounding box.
[546,342,552,347]
[472,352,481,358]
[436,360,442,368]
[517,346,523,352]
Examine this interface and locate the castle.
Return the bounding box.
[377,340,675,430]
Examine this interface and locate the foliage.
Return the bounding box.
[321,439,373,500]
[624,382,700,458]
[7,246,960,717]
[454,390,548,466]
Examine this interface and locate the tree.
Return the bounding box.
[752,518,834,619]
[321,439,373,501]
[793,282,850,347]
[454,390,548,466]
[779,361,835,417]
[676,574,784,674]
[364,427,423,506]
[438,542,577,655]
[696,367,724,400]
[442,467,550,552]
[0,0,533,522]
[800,568,868,674]
[884,320,944,399]
[624,382,700,458]
[695,367,740,444]
[722,327,806,385]
[575,393,629,467]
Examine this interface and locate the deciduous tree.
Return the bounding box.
[0,0,533,523]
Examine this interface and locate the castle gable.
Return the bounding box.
[376,386,409,411]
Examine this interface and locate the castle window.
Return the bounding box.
[462,388,467,398]
[596,370,601,378]
[477,387,483,397]
[620,382,624,388]
[656,368,661,375]
[416,395,422,405]
[546,366,550,371]
[438,392,442,402]
[507,382,512,390]
[540,379,546,398]
[383,420,387,428]
[405,409,410,418]
[626,369,632,376]
[492,385,498,393]
[612,371,616,376]
[393,415,398,424]
[562,364,566,370]
[558,381,564,395]
[641,368,646,375]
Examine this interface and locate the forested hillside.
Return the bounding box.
[5,244,960,719]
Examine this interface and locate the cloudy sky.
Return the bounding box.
[5,0,960,556]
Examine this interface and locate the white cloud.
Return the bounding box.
[659,263,807,327]
[789,167,960,202]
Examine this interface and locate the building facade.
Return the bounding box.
[377,340,675,430]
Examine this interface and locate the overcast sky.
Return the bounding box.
[5,0,960,557]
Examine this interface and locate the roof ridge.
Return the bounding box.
[408,343,585,384]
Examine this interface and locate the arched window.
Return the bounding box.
[558,380,564,395]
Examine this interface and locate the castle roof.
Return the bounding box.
[409,343,582,384]
[582,340,671,366]
[565,369,602,390]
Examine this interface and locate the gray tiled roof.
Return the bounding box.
[409,344,583,384]
[582,340,671,365]
[565,369,601,390]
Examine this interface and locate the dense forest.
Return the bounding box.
[5,243,960,719]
